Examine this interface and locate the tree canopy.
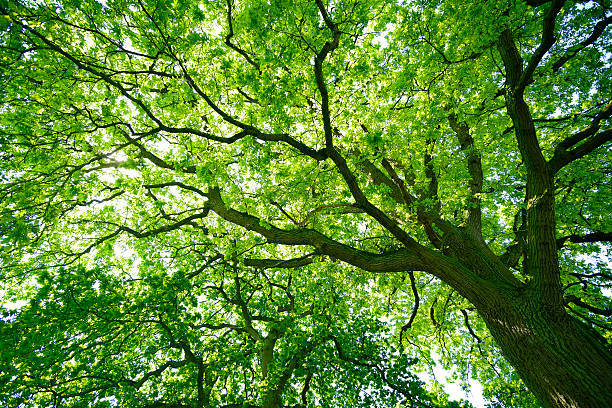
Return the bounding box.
[0,0,610,407]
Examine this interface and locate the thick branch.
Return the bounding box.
[312,8,340,150]
[557,231,612,248]
[358,157,405,204]
[244,254,316,269]
[209,187,508,311]
[261,327,284,379]
[569,272,612,283]
[206,187,428,273]
[449,116,483,241]
[552,128,612,173]
[500,210,527,269]
[310,11,423,252]
[498,27,562,306]
[380,158,442,248]
[519,0,565,90]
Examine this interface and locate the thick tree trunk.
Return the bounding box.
[492,26,611,405]
[420,241,612,407]
[479,291,612,408]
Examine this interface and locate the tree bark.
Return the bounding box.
[436,241,612,408]
[427,230,612,408]
[476,287,612,408]
[486,20,612,406]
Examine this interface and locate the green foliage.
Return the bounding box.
[0,0,610,407]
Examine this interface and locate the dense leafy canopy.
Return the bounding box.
[0,0,610,407]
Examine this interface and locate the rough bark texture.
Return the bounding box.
[418,223,612,408]
[480,290,612,408]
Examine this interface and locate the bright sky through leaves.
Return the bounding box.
[0,0,610,407]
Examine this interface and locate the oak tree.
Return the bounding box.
[0,0,611,407]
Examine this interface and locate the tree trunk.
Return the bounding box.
[479,290,612,408]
